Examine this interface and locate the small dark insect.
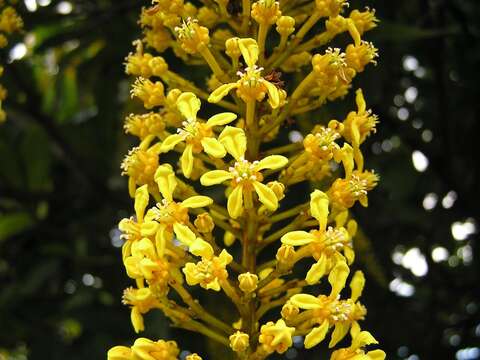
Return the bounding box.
[264,70,285,89]
[227,0,242,16]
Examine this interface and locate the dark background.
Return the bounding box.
[0,0,479,359]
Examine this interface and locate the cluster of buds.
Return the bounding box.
[108,0,384,359]
[0,1,23,123]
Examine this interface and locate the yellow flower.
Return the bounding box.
[281,190,356,284]
[238,272,259,293]
[342,89,378,148]
[327,169,379,210]
[131,338,180,360]
[349,8,379,35]
[183,240,233,291]
[312,48,354,98]
[174,17,210,54]
[118,185,159,261]
[315,0,349,18]
[208,38,281,108]
[131,77,166,109]
[122,287,159,333]
[345,41,379,73]
[258,319,295,354]
[0,7,23,34]
[229,331,250,352]
[124,112,166,140]
[330,331,386,360]
[160,92,237,178]
[200,127,288,218]
[251,0,282,25]
[288,271,368,349]
[123,238,171,294]
[121,136,162,197]
[125,42,169,78]
[152,164,213,256]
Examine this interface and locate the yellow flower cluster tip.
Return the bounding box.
[0,1,23,123]
[109,0,384,359]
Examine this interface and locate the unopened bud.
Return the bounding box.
[276,16,295,36]
[238,272,259,294]
[276,244,296,267]
[267,181,285,201]
[229,331,250,352]
[194,213,215,233]
[225,37,241,59]
[186,354,203,360]
[281,300,300,320]
[166,89,182,107]
[224,231,236,246]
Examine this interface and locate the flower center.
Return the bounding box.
[229,158,262,185]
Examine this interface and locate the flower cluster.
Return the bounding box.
[109,0,384,359]
[0,1,23,123]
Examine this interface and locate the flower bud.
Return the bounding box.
[194,213,215,233]
[229,331,250,352]
[252,0,281,25]
[238,272,259,294]
[224,231,236,246]
[276,244,295,267]
[148,56,168,77]
[276,16,295,36]
[281,300,300,320]
[267,181,285,201]
[186,354,203,360]
[225,37,241,59]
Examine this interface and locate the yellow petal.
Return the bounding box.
[134,184,149,222]
[350,270,365,302]
[328,261,350,298]
[155,224,171,257]
[227,185,244,219]
[254,155,288,171]
[367,350,386,360]
[218,249,233,265]
[306,255,327,285]
[206,112,237,127]
[200,170,234,186]
[154,164,177,202]
[107,346,133,360]
[310,190,329,231]
[160,133,185,152]
[140,221,158,237]
[218,126,246,160]
[290,294,322,309]
[128,177,136,198]
[189,238,214,258]
[281,231,315,246]
[265,81,280,109]
[253,181,278,211]
[208,83,238,103]
[350,321,361,339]
[328,322,350,348]
[201,137,227,158]
[238,38,259,67]
[206,278,221,291]
[173,222,196,246]
[344,246,355,265]
[351,331,378,351]
[176,92,201,120]
[180,143,194,178]
[131,307,144,333]
[304,320,329,349]
[181,195,213,208]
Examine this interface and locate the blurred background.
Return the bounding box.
[0,0,479,359]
